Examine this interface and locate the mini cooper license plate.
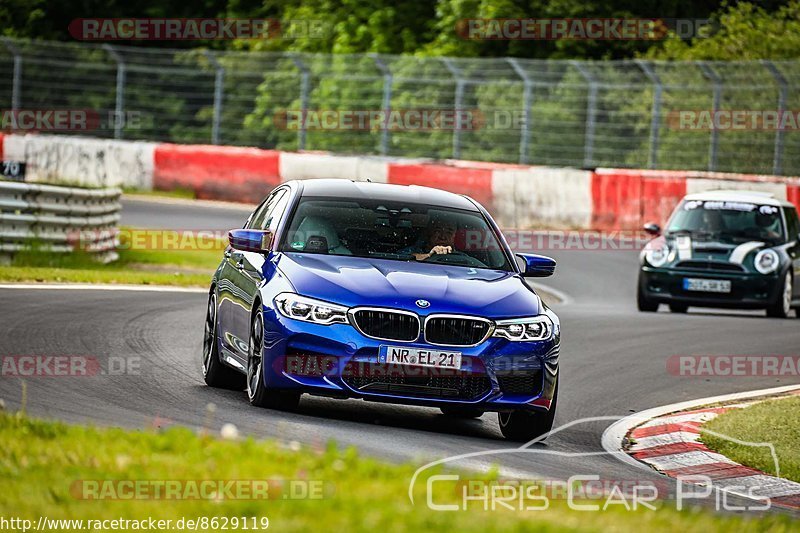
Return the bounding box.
[379,346,462,370]
[683,278,732,293]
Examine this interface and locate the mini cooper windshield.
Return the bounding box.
[667,199,785,244]
[280,197,513,271]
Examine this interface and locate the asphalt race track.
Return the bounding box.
[2,198,799,501]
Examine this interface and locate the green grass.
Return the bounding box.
[0,230,224,287]
[123,187,197,200]
[0,411,795,532]
[702,396,800,483]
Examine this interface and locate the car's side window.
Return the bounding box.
[785,207,800,241]
[264,189,290,233]
[248,188,285,230]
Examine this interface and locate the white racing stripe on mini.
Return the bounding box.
[638,411,722,428]
[642,451,735,471]
[630,431,701,450]
[711,475,800,498]
[729,241,764,265]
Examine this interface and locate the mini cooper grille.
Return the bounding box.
[675,260,744,272]
[425,316,491,346]
[351,309,419,342]
[497,370,542,396]
[343,365,491,400]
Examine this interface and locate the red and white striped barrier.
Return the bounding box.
[3,133,799,229]
[627,397,800,509]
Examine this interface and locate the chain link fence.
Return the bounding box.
[1,38,798,175]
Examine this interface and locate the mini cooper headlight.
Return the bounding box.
[493,316,553,341]
[644,243,670,267]
[754,249,780,275]
[274,293,349,325]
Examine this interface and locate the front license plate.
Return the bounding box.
[683,278,732,293]
[379,346,462,370]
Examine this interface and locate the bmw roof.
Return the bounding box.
[290,178,480,210]
[683,189,794,208]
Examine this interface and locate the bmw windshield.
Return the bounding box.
[667,199,785,244]
[279,197,513,271]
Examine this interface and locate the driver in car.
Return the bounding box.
[402,218,459,261]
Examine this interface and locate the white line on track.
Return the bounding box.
[0,283,207,293]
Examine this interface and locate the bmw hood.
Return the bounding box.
[275,252,541,318]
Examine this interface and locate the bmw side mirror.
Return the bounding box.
[515,253,556,277]
[643,222,661,236]
[228,229,273,253]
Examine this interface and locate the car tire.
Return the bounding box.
[440,406,484,419]
[202,291,245,390]
[498,379,558,442]
[766,271,793,319]
[669,303,688,313]
[247,306,301,410]
[637,284,659,312]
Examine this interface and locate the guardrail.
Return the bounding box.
[0,180,121,263]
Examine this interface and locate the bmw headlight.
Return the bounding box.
[644,242,670,267]
[493,316,553,341]
[753,249,780,275]
[274,293,349,325]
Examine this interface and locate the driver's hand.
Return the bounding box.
[413,245,452,261]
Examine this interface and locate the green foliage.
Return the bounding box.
[648,1,800,60]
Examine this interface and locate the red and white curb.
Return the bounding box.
[602,384,800,510]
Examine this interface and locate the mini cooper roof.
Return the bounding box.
[290,179,480,211]
[682,189,795,209]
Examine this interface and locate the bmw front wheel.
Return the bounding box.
[498,380,558,442]
[247,307,301,410]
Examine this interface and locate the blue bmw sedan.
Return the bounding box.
[203,179,560,441]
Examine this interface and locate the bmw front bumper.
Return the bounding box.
[260,306,559,413]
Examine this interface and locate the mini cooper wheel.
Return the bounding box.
[247,307,301,410]
[202,291,245,390]
[669,303,688,313]
[498,380,558,442]
[440,406,485,419]
[766,272,793,319]
[637,283,659,312]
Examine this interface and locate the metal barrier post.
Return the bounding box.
[1,38,23,112]
[291,55,310,151]
[762,61,788,175]
[103,44,126,140]
[570,61,598,168]
[506,58,533,165]
[205,51,225,145]
[442,58,465,160]
[372,55,393,156]
[635,60,663,169]
[697,61,721,171]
